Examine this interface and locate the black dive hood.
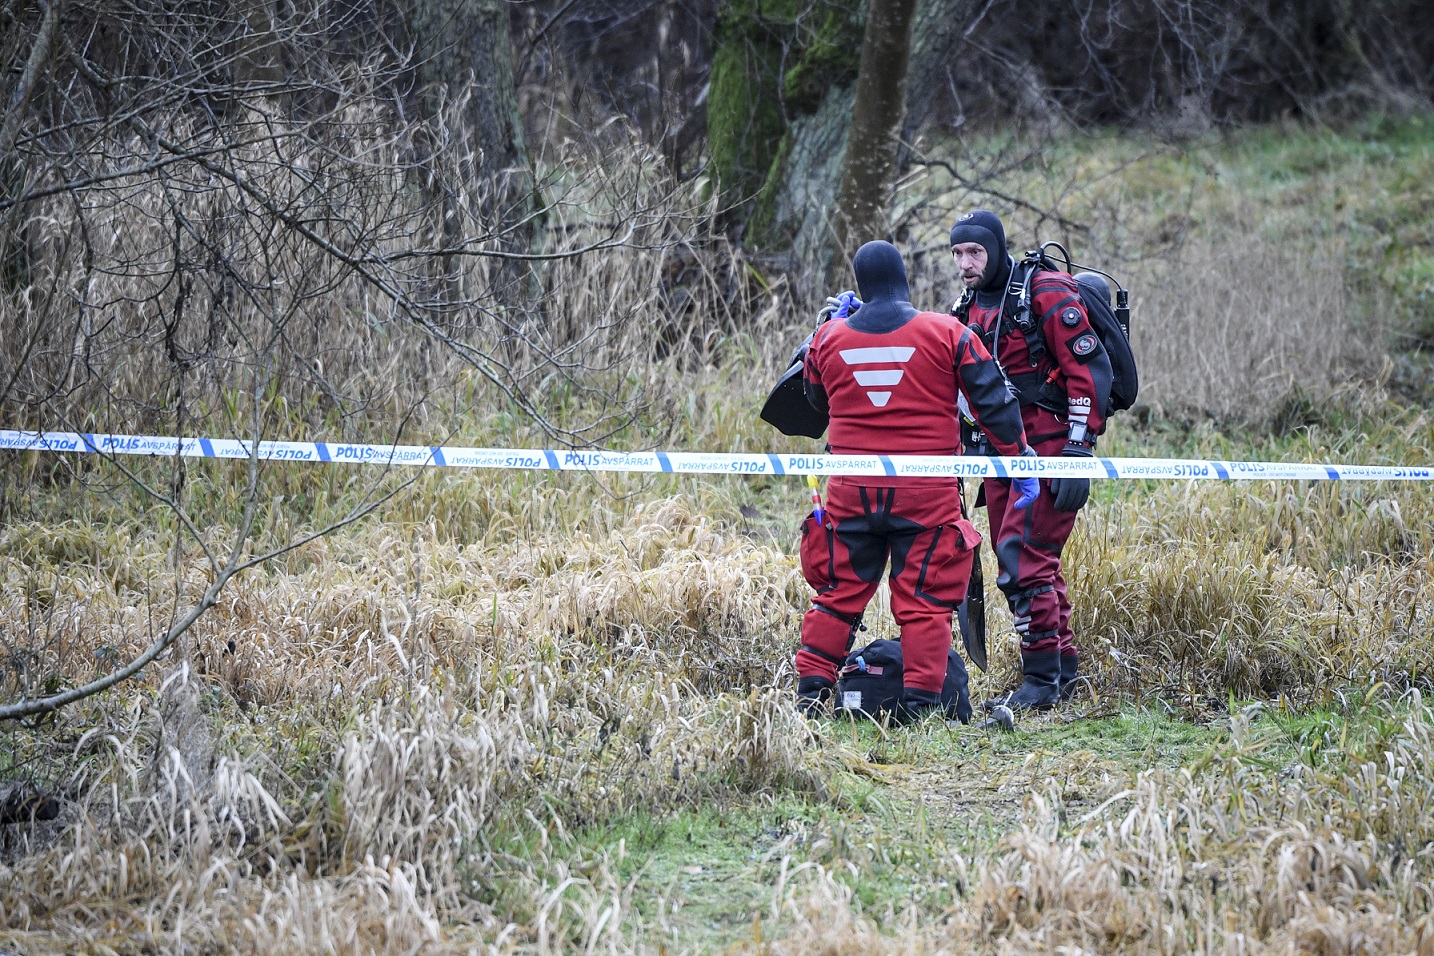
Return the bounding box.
[982,254,1014,296]
[949,209,1010,294]
[849,240,918,333]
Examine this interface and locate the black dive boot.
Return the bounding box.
[892,687,944,726]
[795,676,834,719]
[1057,654,1081,703]
[983,650,1061,713]
[941,650,973,724]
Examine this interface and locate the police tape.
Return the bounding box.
[2,429,1432,482]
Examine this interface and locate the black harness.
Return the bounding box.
[955,259,1048,364]
[955,259,1068,415]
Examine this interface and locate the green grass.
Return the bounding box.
[523,700,1434,951]
[567,802,820,947]
[535,707,1231,950]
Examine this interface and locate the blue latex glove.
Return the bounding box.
[831,290,862,319]
[1012,445,1040,510]
[1012,475,1040,510]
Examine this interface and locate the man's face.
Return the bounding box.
[952,242,988,288]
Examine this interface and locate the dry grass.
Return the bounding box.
[896,130,1406,427]
[0,99,767,451]
[953,701,1434,954]
[1130,224,1380,420]
[5,449,1434,951]
[724,700,1434,955]
[4,123,1434,951]
[0,496,830,952]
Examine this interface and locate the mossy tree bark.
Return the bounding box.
[706,0,800,236]
[706,0,862,242]
[827,0,917,286]
[407,0,536,303]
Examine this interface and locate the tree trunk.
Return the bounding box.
[407,0,535,303]
[1,0,64,292]
[757,0,965,292]
[410,0,529,198]
[827,0,918,287]
[231,0,284,88]
[899,0,986,145]
[761,84,853,293]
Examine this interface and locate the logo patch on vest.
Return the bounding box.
[1070,333,1099,358]
[1061,307,1082,328]
[839,346,915,408]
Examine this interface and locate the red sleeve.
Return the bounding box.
[1031,274,1109,437]
[804,320,836,386]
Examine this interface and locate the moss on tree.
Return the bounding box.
[706,0,864,241]
[749,129,795,243]
[707,14,788,221]
[782,4,863,113]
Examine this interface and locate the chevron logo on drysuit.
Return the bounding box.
[839,346,915,408]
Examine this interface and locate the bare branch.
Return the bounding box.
[906,152,1090,235]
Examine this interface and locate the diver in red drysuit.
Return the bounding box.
[794,239,1037,722]
[949,210,1114,711]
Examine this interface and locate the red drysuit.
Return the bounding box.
[797,301,1028,694]
[961,266,1110,663]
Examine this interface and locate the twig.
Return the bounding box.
[907,153,1090,235]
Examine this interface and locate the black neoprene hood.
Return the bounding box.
[850,241,918,333]
[853,240,910,302]
[949,210,1009,292]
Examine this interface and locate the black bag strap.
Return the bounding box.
[1006,257,1050,366]
[801,644,847,666]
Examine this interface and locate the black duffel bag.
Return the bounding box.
[834,638,972,723]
